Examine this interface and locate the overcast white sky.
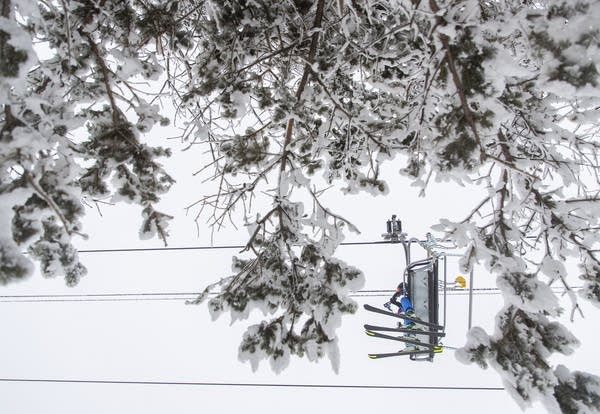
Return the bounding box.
[2,129,598,414]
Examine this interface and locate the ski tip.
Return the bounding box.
[365,330,376,337]
[368,354,378,359]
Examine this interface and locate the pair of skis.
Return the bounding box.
[368,346,443,359]
[364,304,445,359]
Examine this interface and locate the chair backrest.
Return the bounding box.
[406,258,439,360]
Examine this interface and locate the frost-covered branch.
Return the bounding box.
[1,0,175,284]
[429,0,485,158]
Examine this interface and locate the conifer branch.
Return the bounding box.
[1,0,9,18]
[86,34,120,125]
[25,173,73,236]
[279,0,326,175]
[59,0,72,62]
[429,0,486,160]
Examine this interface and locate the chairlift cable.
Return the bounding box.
[72,240,420,255]
[0,286,581,303]
[0,377,505,391]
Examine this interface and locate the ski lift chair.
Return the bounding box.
[406,258,441,361]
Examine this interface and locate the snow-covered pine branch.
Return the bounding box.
[0,0,174,284]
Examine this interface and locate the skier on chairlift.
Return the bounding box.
[384,282,416,329]
[384,282,425,352]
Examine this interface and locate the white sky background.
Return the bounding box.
[1,121,599,414]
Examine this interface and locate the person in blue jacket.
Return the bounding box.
[384,282,416,329]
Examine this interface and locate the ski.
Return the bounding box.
[364,324,445,338]
[368,347,443,359]
[363,304,444,330]
[365,329,440,349]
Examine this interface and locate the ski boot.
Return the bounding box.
[397,320,417,329]
[399,343,425,353]
[397,309,417,330]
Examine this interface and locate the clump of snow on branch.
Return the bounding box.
[554,365,600,414]
[458,306,580,412]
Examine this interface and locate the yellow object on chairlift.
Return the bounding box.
[454,275,467,289]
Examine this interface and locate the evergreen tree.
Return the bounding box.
[0,0,174,285]
[2,1,600,411]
